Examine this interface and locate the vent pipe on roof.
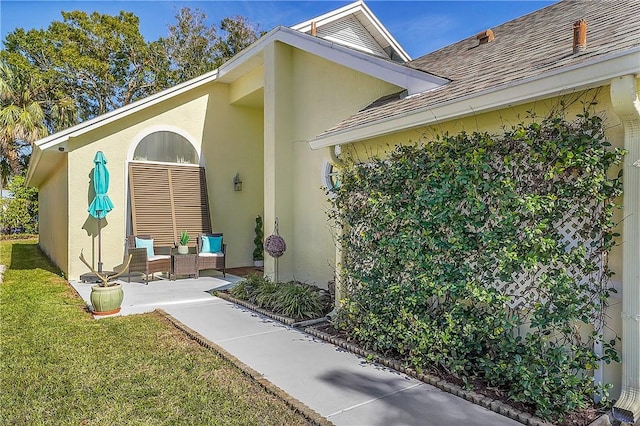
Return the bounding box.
[476,29,494,45]
[573,19,587,54]
[311,21,317,37]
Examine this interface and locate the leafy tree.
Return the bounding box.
[160,8,218,85]
[0,61,75,184]
[2,11,162,122]
[1,8,263,184]
[1,175,38,234]
[159,8,263,85]
[216,15,263,62]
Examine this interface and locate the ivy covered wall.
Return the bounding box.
[330,93,625,421]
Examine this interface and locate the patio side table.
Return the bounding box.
[171,251,198,280]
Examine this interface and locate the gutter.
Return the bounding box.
[308,48,640,149]
[610,74,640,424]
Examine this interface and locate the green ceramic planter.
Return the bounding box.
[90,283,124,316]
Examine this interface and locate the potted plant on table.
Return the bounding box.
[178,230,190,254]
[253,215,264,267]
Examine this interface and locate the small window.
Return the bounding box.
[322,160,340,193]
[133,131,198,164]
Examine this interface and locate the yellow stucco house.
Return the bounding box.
[26,0,640,421]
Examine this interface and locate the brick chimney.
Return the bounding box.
[573,20,587,54]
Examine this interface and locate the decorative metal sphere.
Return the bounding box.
[264,234,286,258]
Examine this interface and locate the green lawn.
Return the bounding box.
[0,239,311,425]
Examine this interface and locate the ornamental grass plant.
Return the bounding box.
[0,239,310,425]
[229,273,330,320]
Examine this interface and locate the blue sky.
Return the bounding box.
[1,0,554,58]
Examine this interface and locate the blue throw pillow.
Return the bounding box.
[202,236,222,253]
[135,237,154,258]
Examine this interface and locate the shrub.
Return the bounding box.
[254,280,280,310]
[275,282,325,320]
[229,275,330,320]
[229,273,268,301]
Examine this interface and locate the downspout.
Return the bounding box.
[611,74,640,424]
[329,145,344,313]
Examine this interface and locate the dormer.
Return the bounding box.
[291,0,411,63]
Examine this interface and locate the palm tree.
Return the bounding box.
[0,61,76,186]
[0,61,47,178]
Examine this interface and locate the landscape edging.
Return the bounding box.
[157,309,334,426]
[304,325,554,426]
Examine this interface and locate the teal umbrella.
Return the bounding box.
[88,151,114,272]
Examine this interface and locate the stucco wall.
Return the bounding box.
[263,43,401,287]
[202,84,264,268]
[38,156,69,275]
[65,87,213,279]
[58,80,265,279]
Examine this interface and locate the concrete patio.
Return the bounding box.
[69,274,526,426]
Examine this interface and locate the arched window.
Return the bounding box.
[133,131,198,164]
[322,160,340,193]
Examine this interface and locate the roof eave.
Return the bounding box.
[27,24,443,185]
[271,27,446,93]
[308,49,640,149]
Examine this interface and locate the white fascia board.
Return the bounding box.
[32,24,438,157]
[357,1,411,61]
[33,25,290,153]
[33,23,429,155]
[272,27,446,94]
[24,147,42,187]
[309,49,640,149]
[291,1,364,31]
[36,68,220,152]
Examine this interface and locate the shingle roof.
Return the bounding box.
[317,0,640,138]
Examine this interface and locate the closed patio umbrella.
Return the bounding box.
[88,151,114,273]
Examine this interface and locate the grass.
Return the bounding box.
[0,239,311,425]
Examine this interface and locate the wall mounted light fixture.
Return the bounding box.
[233,172,243,191]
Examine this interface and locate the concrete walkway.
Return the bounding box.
[70,275,524,426]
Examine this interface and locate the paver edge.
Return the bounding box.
[305,325,555,426]
[157,308,334,426]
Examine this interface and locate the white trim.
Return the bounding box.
[308,49,640,149]
[271,28,446,94]
[126,125,202,166]
[37,70,219,153]
[321,159,339,194]
[30,26,440,159]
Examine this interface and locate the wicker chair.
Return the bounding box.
[127,235,171,283]
[196,233,226,277]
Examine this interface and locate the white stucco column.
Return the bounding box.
[263,41,295,282]
[611,74,640,425]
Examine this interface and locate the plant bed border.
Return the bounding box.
[214,290,329,328]
[304,324,559,426]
